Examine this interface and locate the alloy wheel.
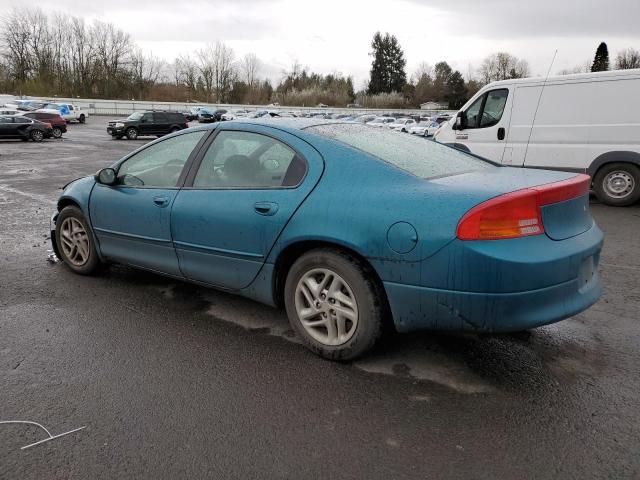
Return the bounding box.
[59,217,90,266]
[294,268,359,346]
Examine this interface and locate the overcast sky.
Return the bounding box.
[5,0,640,87]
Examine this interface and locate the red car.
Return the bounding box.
[21,112,67,139]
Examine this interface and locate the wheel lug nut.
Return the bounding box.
[320,294,326,300]
[322,312,327,318]
[329,298,335,304]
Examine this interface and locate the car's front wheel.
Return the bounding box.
[55,206,102,275]
[284,249,385,361]
[79,114,86,124]
[126,127,138,140]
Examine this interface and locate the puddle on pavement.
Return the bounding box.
[152,282,603,394]
[354,348,495,394]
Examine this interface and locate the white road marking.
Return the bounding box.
[0,184,56,206]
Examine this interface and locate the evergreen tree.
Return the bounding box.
[445,71,467,109]
[591,42,610,72]
[368,32,407,94]
[433,61,453,101]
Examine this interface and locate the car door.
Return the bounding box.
[152,112,169,134]
[138,112,154,135]
[455,88,510,162]
[0,116,14,137]
[171,125,324,289]
[89,130,208,276]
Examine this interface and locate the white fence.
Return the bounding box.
[26,96,455,117]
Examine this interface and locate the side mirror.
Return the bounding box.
[95,167,117,186]
[453,111,467,131]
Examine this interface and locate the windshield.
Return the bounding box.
[127,112,144,120]
[307,123,493,179]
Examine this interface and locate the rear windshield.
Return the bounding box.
[307,123,493,179]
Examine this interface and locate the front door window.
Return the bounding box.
[117,131,205,187]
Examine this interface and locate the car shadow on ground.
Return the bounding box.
[89,263,605,396]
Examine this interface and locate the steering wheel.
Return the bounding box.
[121,174,144,186]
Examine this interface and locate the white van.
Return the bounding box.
[434,69,640,206]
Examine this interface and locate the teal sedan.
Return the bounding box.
[51,120,603,360]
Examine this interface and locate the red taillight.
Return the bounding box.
[457,174,590,241]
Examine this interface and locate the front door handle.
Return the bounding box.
[497,127,505,140]
[153,195,170,208]
[254,201,279,216]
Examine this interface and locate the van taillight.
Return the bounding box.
[456,174,590,241]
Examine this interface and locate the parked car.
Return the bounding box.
[367,117,395,127]
[0,115,52,142]
[409,121,440,137]
[107,111,188,139]
[39,103,88,123]
[16,101,47,111]
[50,120,603,360]
[435,68,640,206]
[0,108,20,116]
[20,111,67,138]
[198,108,227,123]
[353,114,377,124]
[182,107,205,121]
[388,118,417,132]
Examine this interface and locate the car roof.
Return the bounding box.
[219,118,347,131]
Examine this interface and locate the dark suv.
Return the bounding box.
[107,111,188,140]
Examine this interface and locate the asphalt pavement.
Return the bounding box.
[1,117,639,479]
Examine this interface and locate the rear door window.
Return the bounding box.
[192,131,306,188]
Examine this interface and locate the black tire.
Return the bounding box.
[126,127,138,140]
[284,248,386,361]
[593,162,640,206]
[55,206,102,275]
[79,114,86,124]
[30,129,44,142]
[52,127,63,139]
[170,127,180,134]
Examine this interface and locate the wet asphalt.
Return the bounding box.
[0,118,639,479]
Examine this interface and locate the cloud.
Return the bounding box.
[405,0,640,38]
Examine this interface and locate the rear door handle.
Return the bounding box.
[254,201,279,216]
[153,195,170,208]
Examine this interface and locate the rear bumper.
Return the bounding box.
[384,224,604,333]
[385,268,601,333]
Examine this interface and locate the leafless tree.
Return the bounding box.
[479,52,530,83]
[178,54,198,100]
[411,62,432,83]
[241,52,260,88]
[615,48,640,70]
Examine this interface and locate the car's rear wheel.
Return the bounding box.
[170,127,180,133]
[30,129,44,142]
[79,114,85,124]
[55,206,101,275]
[52,127,63,138]
[126,127,138,140]
[593,162,640,206]
[284,249,385,361]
